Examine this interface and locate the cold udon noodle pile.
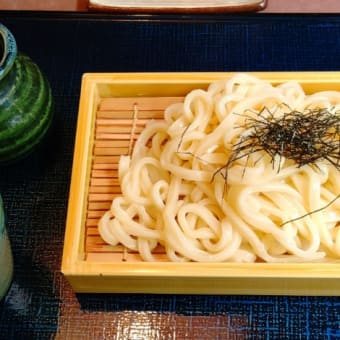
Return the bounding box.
[98,74,340,262]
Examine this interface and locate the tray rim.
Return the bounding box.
[88,0,267,14]
[62,71,340,295]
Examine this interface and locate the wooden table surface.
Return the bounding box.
[0,0,340,12]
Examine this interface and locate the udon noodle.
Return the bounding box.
[98,73,340,262]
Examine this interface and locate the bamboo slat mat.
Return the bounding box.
[86,96,184,262]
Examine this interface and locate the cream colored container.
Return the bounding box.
[0,195,13,300]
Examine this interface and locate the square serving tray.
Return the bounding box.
[62,72,340,295]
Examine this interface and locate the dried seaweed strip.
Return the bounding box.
[228,106,340,172]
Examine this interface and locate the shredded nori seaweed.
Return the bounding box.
[217,105,340,225]
[221,106,340,177]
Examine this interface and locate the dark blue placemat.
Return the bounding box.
[0,12,339,339]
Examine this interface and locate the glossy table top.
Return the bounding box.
[0,11,340,339]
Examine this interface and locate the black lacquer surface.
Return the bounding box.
[0,12,340,339]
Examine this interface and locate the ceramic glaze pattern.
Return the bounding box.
[0,23,53,164]
[0,23,16,80]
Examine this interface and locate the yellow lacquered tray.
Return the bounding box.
[62,72,340,295]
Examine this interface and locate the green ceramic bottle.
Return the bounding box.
[0,23,53,164]
[0,195,13,300]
